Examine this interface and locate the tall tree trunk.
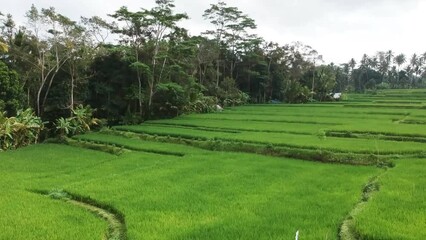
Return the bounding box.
[134,47,143,116]
[70,64,75,117]
[216,59,220,87]
[159,57,167,83]
[148,83,154,109]
[42,63,62,111]
[138,74,143,116]
[311,67,315,100]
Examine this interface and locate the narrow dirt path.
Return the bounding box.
[339,169,387,240]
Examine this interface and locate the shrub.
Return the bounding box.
[0,108,44,151]
[218,77,249,107]
[54,105,99,139]
[152,83,188,118]
[184,94,218,113]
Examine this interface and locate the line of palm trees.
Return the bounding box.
[346,50,426,89]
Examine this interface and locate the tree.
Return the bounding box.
[22,5,73,116]
[86,46,135,123]
[144,0,188,109]
[394,53,406,86]
[0,60,23,115]
[313,64,336,101]
[81,16,111,46]
[348,58,356,91]
[109,6,150,116]
[194,37,219,85]
[151,82,187,118]
[0,12,15,47]
[307,49,323,100]
[54,15,94,116]
[110,1,187,116]
[408,54,421,87]
[203,1,256,86]
[335,63,349,92]
[262,42,287,101]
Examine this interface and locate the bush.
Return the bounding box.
[376,82,390,90]
[0,109,44,151]
[282,81,311,103]
[54,105,99,138]
[152,83,188,118]
[218,77,249,107]
[184,94,218,113]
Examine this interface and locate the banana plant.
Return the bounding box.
[55,117,75,139]
[71,104,99,134]
[0,109,43,150]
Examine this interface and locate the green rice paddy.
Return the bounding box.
[1,89,426,239]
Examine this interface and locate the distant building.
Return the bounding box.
[333,93,342,100]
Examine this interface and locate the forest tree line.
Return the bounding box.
[1,0,426,125]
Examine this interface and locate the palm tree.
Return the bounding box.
[360,54,370,92]
[385,50,394,66]
[377,51,390,86]
[348,58,356,91]
[349,58,356,70]
[410,54,420,87]
[340,63,350,91]
[368,56,378,70]
[421,52,426,79]
[394,53,406,87]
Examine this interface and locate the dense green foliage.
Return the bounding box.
[0,60,23,115]
[0,109,43,150]
[0,0,425,236]
[1,1,425,125]
[54,105,99,138]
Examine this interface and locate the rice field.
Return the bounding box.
[1,89,426,239]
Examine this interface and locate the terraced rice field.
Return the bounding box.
[1,89,426,239]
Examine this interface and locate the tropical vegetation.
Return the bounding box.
[1,1,425,127]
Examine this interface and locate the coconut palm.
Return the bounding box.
[359,54,371,92]
[348,58,356,86]
[421,52,426,78]
[385,50,394,66]
[368,56,378,70]
[410,54,420,87]
[377,52,390,86]
[394,54,406,86]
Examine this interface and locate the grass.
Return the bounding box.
[114,124,426,155]
[1,89,426,239]
[0,144,111,240]
[0,143,379,239]
[354,159,426,239]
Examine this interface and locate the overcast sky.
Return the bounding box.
[2,0,425,64]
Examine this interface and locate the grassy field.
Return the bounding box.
[1,89,426,239]
[354,159,426,239]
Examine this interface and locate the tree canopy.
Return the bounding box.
[0,0,425,124]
